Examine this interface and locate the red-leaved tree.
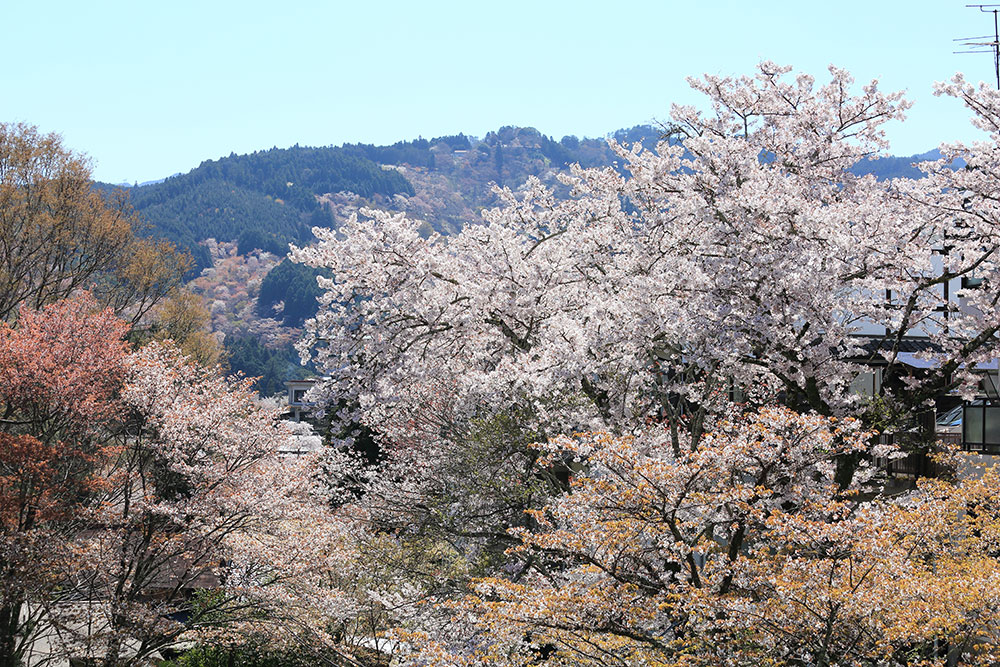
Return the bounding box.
[0,294,129,667]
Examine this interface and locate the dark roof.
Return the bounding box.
[846,335,944,362]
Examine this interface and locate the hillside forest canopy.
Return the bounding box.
[7,62,1000,667]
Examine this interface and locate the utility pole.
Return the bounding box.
[957,4,1000,89]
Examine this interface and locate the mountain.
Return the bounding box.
[95,126,669,272]
[97,146,413,272]
[107,125,946,270]
[851,149,947,181]
[329,125,666,235]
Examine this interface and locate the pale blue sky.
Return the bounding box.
[2,1,994,183]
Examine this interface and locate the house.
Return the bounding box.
[284,378,316,422]
[843,254,1000,459]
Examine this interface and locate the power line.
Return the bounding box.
[958,5,1000,88]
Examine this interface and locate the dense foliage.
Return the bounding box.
[225,336,311,397]
[236,228,287,256]
[180,145,414,205]
[255,258,326,327]
[0,298,327,667]
[127,179,304,271]
[286,63,1000,665]
[160,644,336,667]
[0,123,187,321]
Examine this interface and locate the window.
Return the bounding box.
[849,369,881,397]
[962,400,1000,453]
[962,276,985,290]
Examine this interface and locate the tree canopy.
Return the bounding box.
[98,144,413,274]
[255,258,326,327]
[0,122,187,322]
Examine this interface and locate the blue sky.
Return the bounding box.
[2,1,994,183]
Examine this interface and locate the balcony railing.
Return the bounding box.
[874,432,955,479]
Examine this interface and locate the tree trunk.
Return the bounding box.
[0,598,24,667]
[834,451,861,492]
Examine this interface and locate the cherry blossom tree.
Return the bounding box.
[55,342,323,666]
[890,73,1000,403]
[294,63,1000,492]
[293,64,899,460]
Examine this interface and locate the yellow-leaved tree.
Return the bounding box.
[0,122,187,323]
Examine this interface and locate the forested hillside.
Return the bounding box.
[97,145,413,272]
[255,259,326,327]
[106,125,665,250]
[361,125,665,234]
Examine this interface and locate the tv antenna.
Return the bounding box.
[957,5,1000,89]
